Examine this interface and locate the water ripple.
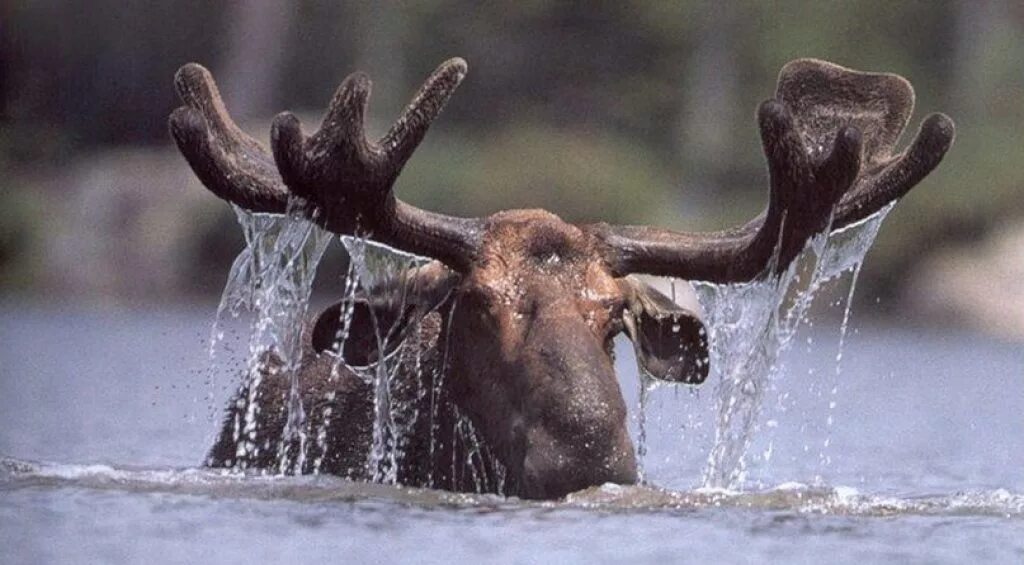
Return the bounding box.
[3,457,1019,519]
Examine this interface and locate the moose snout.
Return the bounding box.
[508,307,640,499]
[520,433,638,501]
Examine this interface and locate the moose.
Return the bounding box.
[169,57,954,499]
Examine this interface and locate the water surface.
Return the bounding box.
[1,305,1021,563]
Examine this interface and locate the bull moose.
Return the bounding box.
[169,57,954,499]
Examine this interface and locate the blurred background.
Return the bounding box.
[2,1,1022,340]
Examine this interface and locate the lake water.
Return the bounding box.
[1,303,1021,563]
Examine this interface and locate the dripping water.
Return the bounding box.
[209,210,461,484]
[672,205,895,490]
[339,236,431,485]
[814,260,863,474]
[208,198,331,473]
[428,295,460,488]
[636,377,651,483]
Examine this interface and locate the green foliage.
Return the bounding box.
[402,124,680,226]
[0,176,46,291]
[3,1,1023,299]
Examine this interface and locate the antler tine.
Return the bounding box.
[311,72,374,161]
[590,101,862,283]
[268,58,483,271]
[835,112,954,226]
[171,58,484,272]
[168,63,288,213]
[382,57,468,170]
[270,72,375,204]
[272,58,468,206]
[759,98,865,270]
[589,59,952,284]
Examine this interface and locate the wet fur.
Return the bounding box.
[207,311,511,494]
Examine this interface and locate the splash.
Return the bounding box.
[332,237,504,492]
[339,236,432,484]
[207,203,506,493]
[695,205,893,489]
[209,198,331,473]
[5,457,1022,518]
[210,212,436,480]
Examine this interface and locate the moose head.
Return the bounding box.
[170,58,953,498]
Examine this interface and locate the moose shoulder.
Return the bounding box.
[170,57,954,499]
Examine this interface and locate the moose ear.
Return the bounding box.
[619,276,709,384]
[311,261,458,366]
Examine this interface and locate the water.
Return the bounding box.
[696,207,892,488]
[211,204,495,491]
[1,304,1021,563]
[205,201,333,476]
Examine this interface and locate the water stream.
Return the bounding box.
[338,235,431,484]
[694,206,893,489]
[207,199,331,473]
[3,310,1020,564]
[209,203,497,490]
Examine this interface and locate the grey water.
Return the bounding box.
[1,304,1022,564]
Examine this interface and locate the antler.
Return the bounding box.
[169,59,484,271]
[589,59,955,283]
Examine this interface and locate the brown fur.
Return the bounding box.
[208,311,511,494]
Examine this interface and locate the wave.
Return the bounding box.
[2,456,1021,518]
